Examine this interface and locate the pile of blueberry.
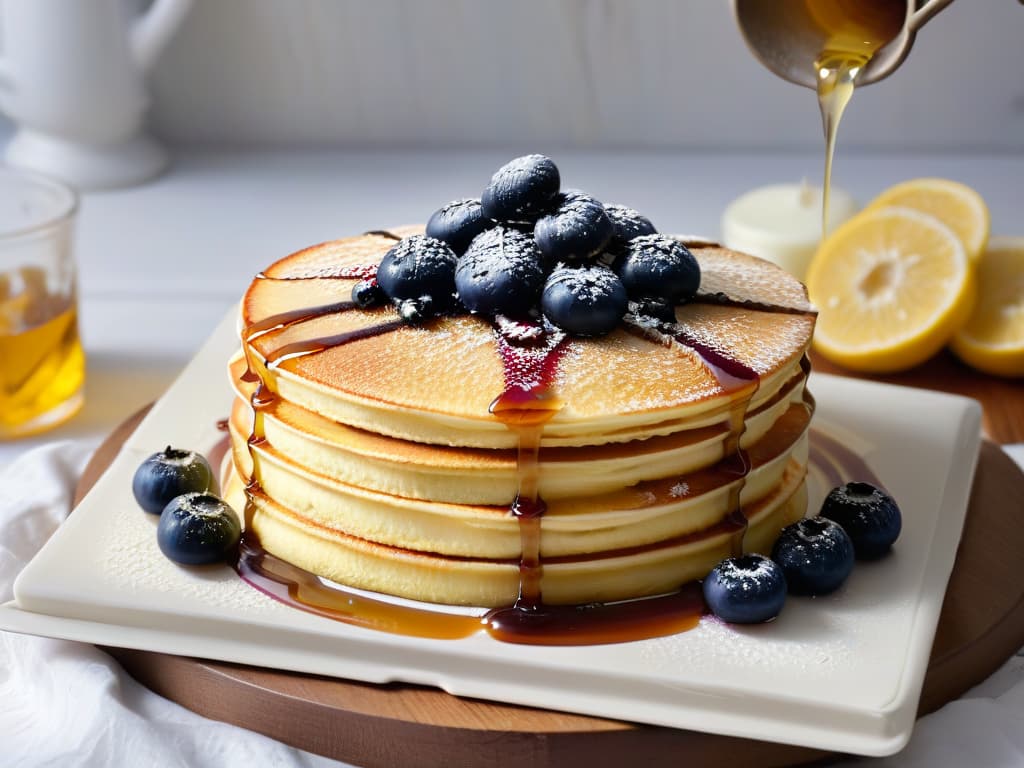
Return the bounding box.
[132,447,241,565]
[355,154,700,336]
[702,482,902,624]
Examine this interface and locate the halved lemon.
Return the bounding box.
[950,237,1024,378]
[806,206,976,373]
[865,178,990,262]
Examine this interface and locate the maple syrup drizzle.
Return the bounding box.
[231,405,814,647]
[692,292,817,317]
[245,301,358,339]
[363,229,403,241]
[624,316,761,556]
[676,330,758,557]
[232,393,814,646]
[484,585,706,646]
[255,264,379,283]
[237,527,483,640]
[487,319,568,610]
[238,296,405,540]
[264,320,406,369]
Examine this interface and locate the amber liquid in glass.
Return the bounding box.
[0,267,84,436]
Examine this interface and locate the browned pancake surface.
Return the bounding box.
[241,231,814,427]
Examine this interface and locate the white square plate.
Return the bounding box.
[0,310,982,757]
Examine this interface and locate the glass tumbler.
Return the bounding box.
[0,167,83,438]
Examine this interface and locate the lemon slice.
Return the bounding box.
[865,178,990,262]
[806,206,976,373]
[950,237,1024,378]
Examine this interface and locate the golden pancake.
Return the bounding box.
[224,462,807,607]
[239,234,814,449]
[227,352,808,504]
[227,228,817,613]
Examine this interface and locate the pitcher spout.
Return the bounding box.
[130,0,193,73]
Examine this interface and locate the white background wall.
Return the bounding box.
[144,0,1024,150]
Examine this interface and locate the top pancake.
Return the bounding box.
[239,230,815,449]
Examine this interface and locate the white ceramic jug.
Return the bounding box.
[0,0,192,189]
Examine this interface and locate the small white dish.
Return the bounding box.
[0,310,982,756]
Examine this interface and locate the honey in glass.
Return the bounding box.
[0,169,84,438]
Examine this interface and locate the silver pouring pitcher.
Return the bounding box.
[732,0,956,88]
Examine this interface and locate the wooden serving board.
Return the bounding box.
[75,405,1024,768]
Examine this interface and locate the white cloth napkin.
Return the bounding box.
[2,441,1024,768]
[0,442,347,768]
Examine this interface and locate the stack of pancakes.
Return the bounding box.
[222,230,816,608]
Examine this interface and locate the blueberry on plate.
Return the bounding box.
[613,234,700,304]
[481,154,560,223]
[534,190,614,264]
[425,198,491,255]
[157,492,242,565]
[456,227,547,317]
[702,554,787,624]
[541,265,627,337]
[819,481,902,560]
[132,446,214,515]
[376,234,458,321]
[604,204,657,251]
[771,517,855,596]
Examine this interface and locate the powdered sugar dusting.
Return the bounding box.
[669,481,690,498]
[462,227,542,281]
[160,450,203,468]
[495,314,545,344]
[639,613,853,675]
[697,247,814,312]
[627,234,691,268]
[260,263,378,281]
[545,265,621,302]
[493,326,567,404]
[100,504,276,613]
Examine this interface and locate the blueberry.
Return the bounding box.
[426,198,490,255]
[771,517,855,596]
[605,204,657,251]
[396,295,434,325]
[351,279,385,308]
[456,227,547,317]
[631,298,676,324]
[481,154,560,222]
[157,492,242,566]
[534,190,614,264]
[614,234,701,304]
[702,554,787,624]
[541,265,627,337]
[376,235,458,319]
[132,446,214,515]
[819,482,902,560]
